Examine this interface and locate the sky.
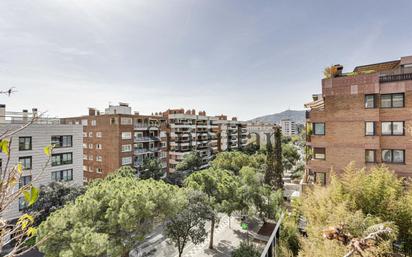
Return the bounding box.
[0,0,411,120]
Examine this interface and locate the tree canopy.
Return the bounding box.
[140,157,164,180]
[176,151,203,172]
[37,167,186,257]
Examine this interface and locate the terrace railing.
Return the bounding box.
[260,212,285,257]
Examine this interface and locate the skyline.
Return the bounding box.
[1,0,412,120]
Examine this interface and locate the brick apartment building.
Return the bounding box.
[61,103,167,182]
[305,55,412,185]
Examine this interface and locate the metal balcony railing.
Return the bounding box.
[260,213,285,257]
[380,67,412,83]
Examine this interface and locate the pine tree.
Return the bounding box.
[273,126,284,190]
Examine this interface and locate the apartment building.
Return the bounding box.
[163,109,219,173]
[0,105,83,220]
[246,122,276,146]
[305,55,412,185]
[214,115,248,151]
[280,119,298,137]
[61,103,167,181]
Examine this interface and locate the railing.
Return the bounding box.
[380,67,412,83]
[134,136,160,142]
[260,212,285,257]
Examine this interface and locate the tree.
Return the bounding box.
[37,166,186,257]
[176,151,203,172]
[165,191,213,257]
[231,242,260,257]
[211,151,251,175]
[240,143,260,155]
[26,182,85,226]
[273,126,284,190]
[282,143,300,172]
[140,157,163,180]
[185,168,239,249]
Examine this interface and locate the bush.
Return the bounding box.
[232,242,260,257]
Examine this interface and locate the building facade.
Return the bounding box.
[163,109,219,173]
[280,119,298,137]
[0,106,83,220]
[305,55,412,185]
[61,103,167,181]
[214,115,248,152]
[246,122,276,146]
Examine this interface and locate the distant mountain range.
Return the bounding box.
[248,110,306,124]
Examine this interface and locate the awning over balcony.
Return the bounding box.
[304,98,324,111]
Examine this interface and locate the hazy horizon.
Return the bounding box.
[1,0,411,120]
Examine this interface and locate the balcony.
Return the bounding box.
[379,67,412,83]
[134,136,160,142]
[134,123,159,130]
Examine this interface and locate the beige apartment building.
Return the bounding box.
[305,55,412,185]
[214,115,248,152]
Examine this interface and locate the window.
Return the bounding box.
[135,132,143,138]
[315,172,326,186]
[122,144,132,152]
[365,122,375,136]
[96,132,102,138]
[96,155,102,162]
[83,165,88,171]
[51,135,72,148]
[83,132,87,138]
[381,121,404,136]
[18,197,26,211]
[89,155,93,161]
[381,93,404,108]
[89,166,93,172]
[19,156,32,170]
[83,154,88,160]
[96,144,102,149]
[364,94,376,108]
[83,143,87,149]
[121,117,133,125]
[96,168,103,173]
[91,120,97,126]
[122,132,132,140]
[313,148,326,160]
[19,175,32,188]
[89,144,93,149]
[313,123,325,135]
[122,156,132,165]
[81,119,88,126]
[88,132,93,137]
[51,153,73,166]
[19,137,32,151]
[382,149,405,163]
[365,150,376,163]
[51,169,73,182]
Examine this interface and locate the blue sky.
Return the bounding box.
[0,0,411,120]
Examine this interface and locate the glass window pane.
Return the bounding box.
[381,95,392,108]
[313,123,325,135]
[365,150,375,162]
[382,150,392,162]
[392,93,404,108]
[365,95,375,108]
[381,122,392,135]
[365,122,375,135]
[393,150,404,163]
[392,122,404,135]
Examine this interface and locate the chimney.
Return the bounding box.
[32,108,38,118]
[0,104,5,123]
[89,108,96,116]
[22,109,28,122]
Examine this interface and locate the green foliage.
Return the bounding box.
[231,242,260,257]
[165,190,213,257]
[279,215,301,257]
[185,168,240,248]
[297,165,412,256]
[37,168,185,257]
[241,143,260,155]
[282,143,300,171]
[176,151,203,172]
[140,157,164,180]
[264,127,283,190]
[212,151,251,175]
[27,182,85,226]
